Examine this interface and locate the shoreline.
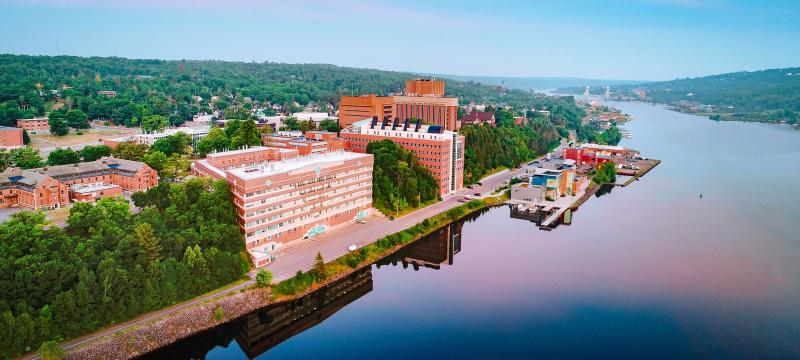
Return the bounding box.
[59,195,508,360]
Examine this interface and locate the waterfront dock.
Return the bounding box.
[616,158,660,187]
[507,179,590,230]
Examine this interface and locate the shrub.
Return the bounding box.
[38,341,65,360]
[256,269,272,287]
[213,306,224,321]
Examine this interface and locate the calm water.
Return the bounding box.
[146,103,800,359]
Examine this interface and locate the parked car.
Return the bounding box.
[458,198,467,203]
[474,192,481,196]
[348,244,358,252]
[356,219,366,224]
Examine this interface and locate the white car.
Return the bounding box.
[348,244,358,252]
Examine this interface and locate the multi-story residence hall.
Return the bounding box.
[191,147,374,267]
[341,116,464,196]
[0,157,158,209]
[339,79,460,131]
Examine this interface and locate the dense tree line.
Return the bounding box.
[0,54,585,130]
[0,178,247,358]
[367,140,440,215]
[576,123,622,145]
[460,112,561,184]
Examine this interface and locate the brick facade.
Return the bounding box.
[16,118,50,132]
[339,80,459,131]
[0,157,158,209]
[341,117,464,196]
[192,147,374,267]
[0,126,24,149]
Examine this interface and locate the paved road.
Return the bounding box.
[263,168,515,281]
[25,142,564,359]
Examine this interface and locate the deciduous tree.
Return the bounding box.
[47,148,81,165]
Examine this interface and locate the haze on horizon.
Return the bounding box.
[0,0,798,81]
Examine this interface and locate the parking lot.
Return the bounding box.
[0,207,25,223]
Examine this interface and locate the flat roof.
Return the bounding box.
[582,143,625,151]
[205,146,293,158]
[228,151,371,180]
[346,118,456,139]
[70,182,120,193]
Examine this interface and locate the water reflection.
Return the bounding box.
[377,220,464,271]
[140,212,480,360]
[594,184,615,197]
[136,101,800,358]
[140,267,374,360]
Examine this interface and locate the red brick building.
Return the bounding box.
[460,110,496,126]
[0,157,158,209]
[339,79,459,131]
[192,147,374,267]
[16,117,50,132]
[341,117,464,196]
[564,144,629,165]
[0,126,24,149]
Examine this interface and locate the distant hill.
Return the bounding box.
[559,67,800,123]
[428,74,641,91]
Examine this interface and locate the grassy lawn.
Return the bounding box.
[29,127,141,149]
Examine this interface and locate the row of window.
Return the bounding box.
[246,198,371,241]
[245,185,371,228]
[243,173,371,210]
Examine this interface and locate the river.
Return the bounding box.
[142,102,800,359]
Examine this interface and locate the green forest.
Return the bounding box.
[0,54,584,129]
[0,178,248,358]
[460,107,568,184]
[560,67,800,123]
[367,140,440,215]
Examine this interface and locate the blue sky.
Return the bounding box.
[0,0,798,80]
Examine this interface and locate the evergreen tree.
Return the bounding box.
[312,252,327,280]
[133,223,162,262]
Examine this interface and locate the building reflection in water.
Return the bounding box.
[139,267,373,360]
[140,211,481,360]
[377,220,464,271]
[235,268,373,358]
